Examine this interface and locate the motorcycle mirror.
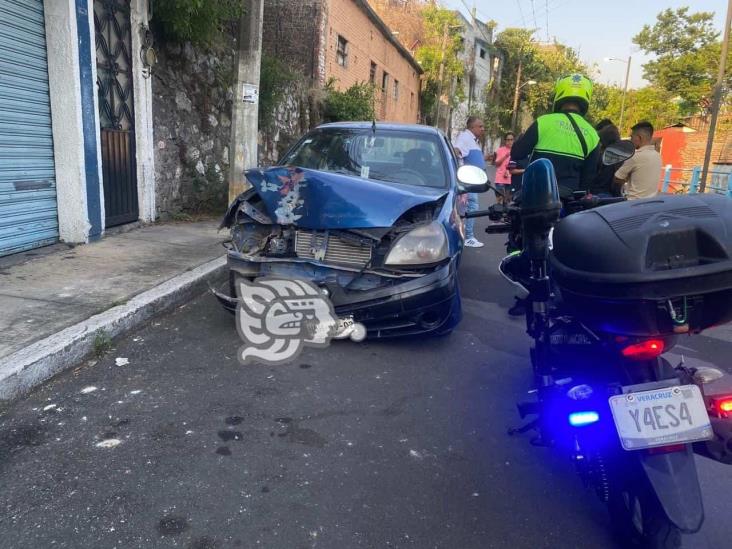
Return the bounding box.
[602,140,635,166]
[457,165,489,193]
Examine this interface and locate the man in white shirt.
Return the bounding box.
[453,117,489,248]
[614,121,662,200]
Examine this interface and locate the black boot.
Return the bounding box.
[508,297,527,316]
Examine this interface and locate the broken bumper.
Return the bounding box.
[212,255,461,338]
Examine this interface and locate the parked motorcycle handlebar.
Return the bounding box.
[462,209,495,219]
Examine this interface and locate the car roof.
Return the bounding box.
[316,122,443,135]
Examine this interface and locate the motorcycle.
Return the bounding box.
[467,146,732,548]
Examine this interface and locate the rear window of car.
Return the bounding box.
[281,128,449,189]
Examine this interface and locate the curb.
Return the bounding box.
[0,255,227,403]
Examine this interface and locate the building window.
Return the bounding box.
[382,71,389,94]
[336,35,348,67]
[393,79,399,101]
[479,48,486,59]
[369,62,377,84]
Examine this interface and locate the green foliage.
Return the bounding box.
[489,28,588,134]
[634,7,719,57]
[187,163,228,214]
[489,28,539,134]
[633,7,729,115]
[259,54,298,130]
[323,80,376,122]
[524,43,587,120]
[92,330,112,359]
[154,0,242,46]
[414,5,465,123]
[592,84,681,135]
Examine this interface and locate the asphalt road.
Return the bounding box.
[1,197,732,549]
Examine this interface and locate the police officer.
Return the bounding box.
[511,74,600,199]
[504,75,600,317]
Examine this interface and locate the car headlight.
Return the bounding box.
[384,222,448,266]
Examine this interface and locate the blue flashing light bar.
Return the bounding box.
[569,411,600,427]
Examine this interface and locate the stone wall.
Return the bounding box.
[151,34,237,217]
[258,81,313,166]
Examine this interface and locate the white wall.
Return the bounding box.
[85,0,105,231]
[131,0,156,222]
[43,0,90,243]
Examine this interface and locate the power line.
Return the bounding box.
[545,0,550,41]
[507,0,567,28]
[531,0,538,28]
[516,0,527,27]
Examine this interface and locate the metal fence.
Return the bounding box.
[660,166,732,197]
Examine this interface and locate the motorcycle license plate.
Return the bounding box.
[609,385,713,451]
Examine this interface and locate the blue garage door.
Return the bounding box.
[0,0,58,257]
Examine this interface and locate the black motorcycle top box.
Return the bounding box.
[550,194,732,336]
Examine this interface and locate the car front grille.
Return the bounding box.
[295,230,373,267]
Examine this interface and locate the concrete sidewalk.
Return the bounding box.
[0,220,228,401]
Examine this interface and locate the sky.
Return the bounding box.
[439,0,728,89]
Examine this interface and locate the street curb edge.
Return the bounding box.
[0,255,227,404]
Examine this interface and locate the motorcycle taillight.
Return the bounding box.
[713,397,732,417]
[621,339,665,361]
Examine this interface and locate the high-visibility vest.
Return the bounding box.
[535,112,600,160]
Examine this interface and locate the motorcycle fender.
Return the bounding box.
[639,447,704,534]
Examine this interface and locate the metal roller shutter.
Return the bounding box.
[0,0,58,257]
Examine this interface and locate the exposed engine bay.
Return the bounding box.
[220,188,448,286]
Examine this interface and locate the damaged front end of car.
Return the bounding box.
[212,167,462,337]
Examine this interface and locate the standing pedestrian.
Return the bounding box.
[493,132,514,204]
[589,123,622,196]
[453,117,490,248]
[614,121,662,199]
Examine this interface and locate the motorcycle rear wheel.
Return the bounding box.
[608,471,682,549]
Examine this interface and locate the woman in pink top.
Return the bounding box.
[493,132,514,204]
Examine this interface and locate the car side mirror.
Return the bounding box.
[457,165,489,194]
[603,140,635,166]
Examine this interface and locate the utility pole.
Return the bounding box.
[700,0,732,193]
[511,59,523,132]
[228,0,264,203]
[619,55,631,132]
[435,22,449,131]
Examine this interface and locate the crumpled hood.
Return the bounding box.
[245,167,448,229]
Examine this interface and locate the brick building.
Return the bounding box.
[654,115,732,192]
[263,0,423,123]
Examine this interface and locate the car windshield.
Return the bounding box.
[281,128,449,188]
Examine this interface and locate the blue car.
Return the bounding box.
[215,122,488,337]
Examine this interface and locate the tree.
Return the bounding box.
[593,85,680,135]
[414,5,465,126]
[522,42,588,120]
[490,28,540,134]
[489,29,589,135]
[633,7,729,115]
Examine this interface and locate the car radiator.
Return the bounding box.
[294,230,372,267]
